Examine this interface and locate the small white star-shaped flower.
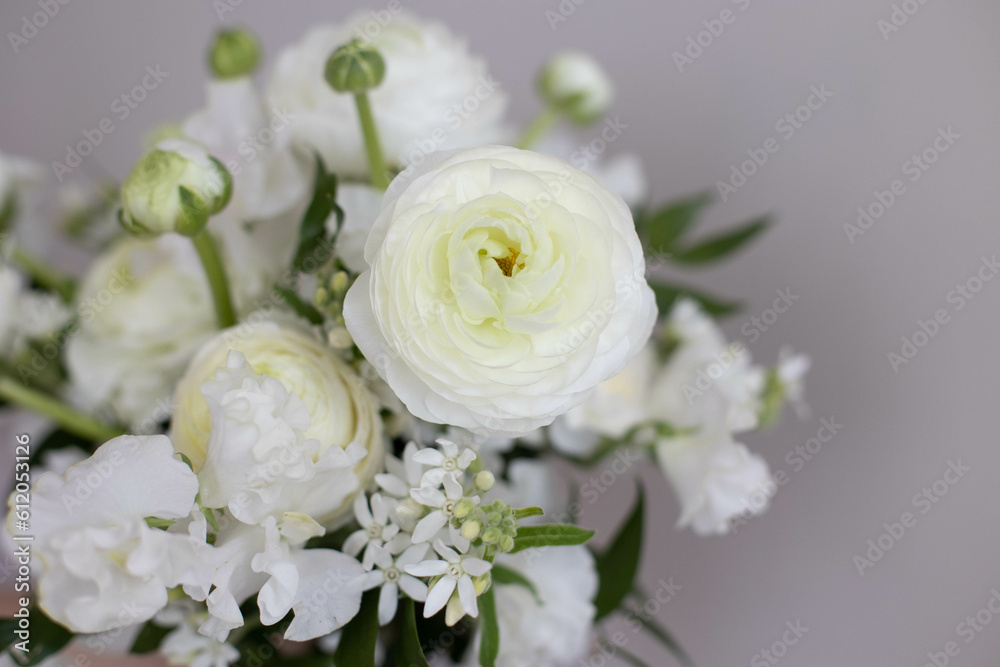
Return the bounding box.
[360,543,431,626]
[343,493,405,570]
[412,439,477,487]
[404,539,491,625]
[409,474,477,545]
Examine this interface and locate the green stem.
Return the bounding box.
[10,247,76,302]
[354,92,390,190]
[191,231,236,328]
[628,588,695,667]
[516,107,560,150]
[0,376,122,443]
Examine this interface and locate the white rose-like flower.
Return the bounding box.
[655,429,771,536]
[170,322,384,524]
[195,349,372,526]
[344,146,656,437]
[9,435,210,633]
[267,12,508,178]
[537,51,614,124]
[65,235,217,430]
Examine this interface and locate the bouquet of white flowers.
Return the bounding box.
[0,12,808,667]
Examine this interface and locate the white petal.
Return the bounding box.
[398,574,428,602]
[375,473,409,497]
[283,548,365,641]
[370,493,389,525]
[457,575,478,618]
[412,449,445,466]
[423,577,457,617]
[404,560,449,577]
[433,539,460,563]
[411,511,447,544]
[354,493,373,527]
[342,530,368,558]
[378,581,399,626]
[461,557,492,577]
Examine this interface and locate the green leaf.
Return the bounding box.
[273,284,325,325]
[509,524,595,553]
[512,506,544,520]
[143,517,175,530]
[628,603,695,667]
[671,216,770,265]
[478,586,499,667]
[490,564,541,604]
[293,155,341,274]
[641,191,713,255]
[650,282,742,317]
[130,620,172,654]
[333,589,379,667]
[593,485,644,620]
[396,599,429,667]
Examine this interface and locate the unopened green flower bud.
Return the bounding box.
[120,140,232,237]
[482,527,502,545]
[331,270,349,295]
[474,470,495,492]
[460,520,482,540]
[325,39,386,94]
[473,573,491,595]
[537,51,613,125]
[453,498,476,519]
[499,534,515,553]
[209,28,261,79]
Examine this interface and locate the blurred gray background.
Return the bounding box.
[2,1,999,665]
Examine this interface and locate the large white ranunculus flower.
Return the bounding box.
[170,322,384,524]
[11,435,210,633]
[344,146,656,437]
[65,235,217,430]
[267,12,508,178]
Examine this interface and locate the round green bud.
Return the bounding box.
[209,28,261,79]
[473,573,491,595]
[499,534,515,553]
[474,470,495,492]
[537,51,614,125]
[453,498,476,519]
[120,140,232,238]
[481,527,502,545]
[324,39,386,94]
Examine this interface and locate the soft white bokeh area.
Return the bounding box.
[1,1,998,664]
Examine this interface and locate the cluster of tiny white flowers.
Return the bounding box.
[347,438,514,627]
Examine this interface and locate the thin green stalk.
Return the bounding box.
[515,107,560,150]
[191,231,236,328]
[629,587,694,666]
[10,247,76,302]
[354,92,390,190]
[0,376,122,443]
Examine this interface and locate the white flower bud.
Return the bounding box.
[460,520,482,540]
[120,139,232,237]
[537,51,614,124]
[474,470,496,492]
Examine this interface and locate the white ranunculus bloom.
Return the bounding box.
[267,12,508,178]
[537,51,614,124]
[183,77,313,308]
[331,182,383,274]
[10,435,210,633]
[344,146,656,437]
[65,235,217,431]
[655,429,771,536]
[170,322,384,525]
[196,349,370,526]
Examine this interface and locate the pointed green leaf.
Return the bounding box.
[293,155,341,273]
[593,484,644,620]
[509,524,595,553]
[478,586,499,667]
[650,282,742,317]
[397,599,429,667]
[671,216,770,264]
[641,191,713,255]
[333,589,379,667]
[491,564,542,604]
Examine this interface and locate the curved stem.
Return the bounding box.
[191,231,236,328]
[354,92,390,190]
[0,376,122,443]
[10,247,76,302]
[515,107,560,150]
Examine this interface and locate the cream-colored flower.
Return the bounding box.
[170,322,384,524]
[267,12,508,178]
[65,235,217,430]
[344,146,656,437]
